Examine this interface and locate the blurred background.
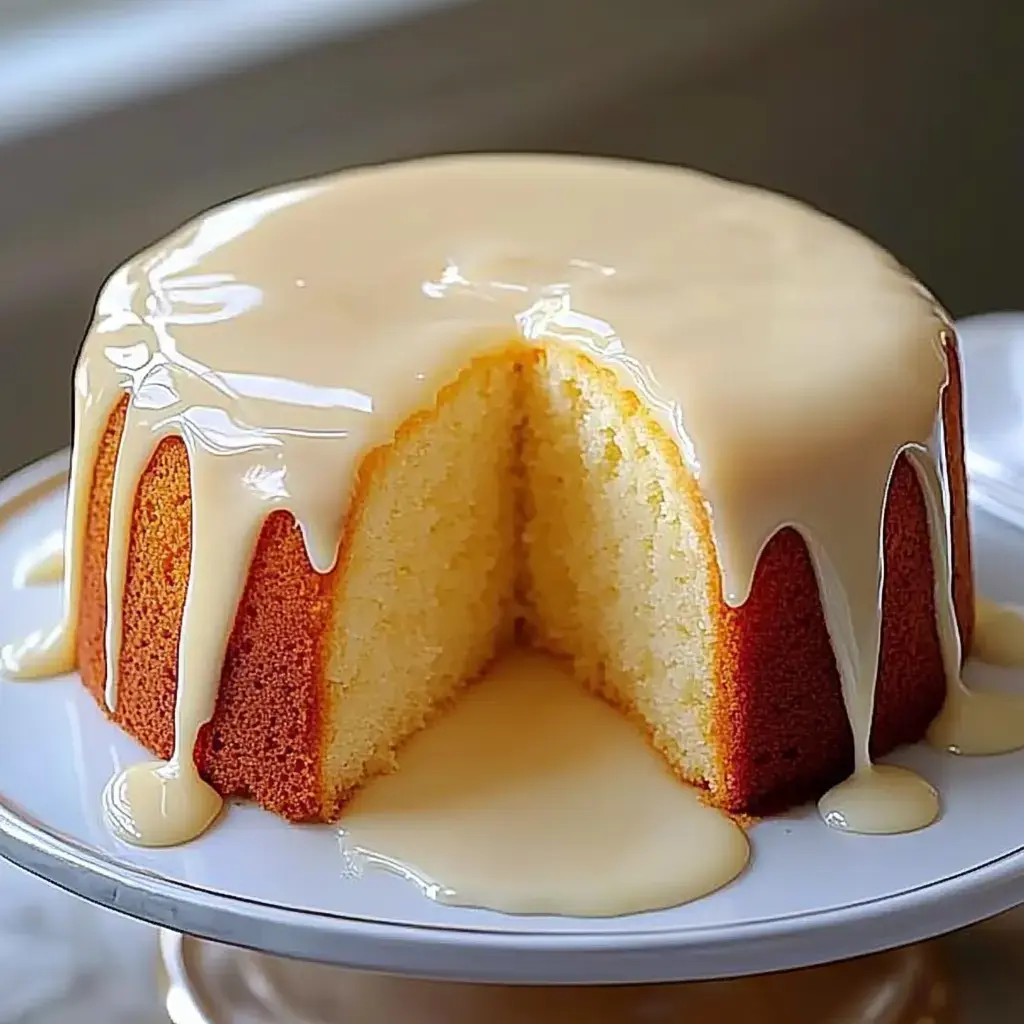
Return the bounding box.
[0,0,1020,478]
[0,0,1020,1020]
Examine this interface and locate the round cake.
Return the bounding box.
[4,155,974,845]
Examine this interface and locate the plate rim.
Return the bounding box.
[3,783,1024,982]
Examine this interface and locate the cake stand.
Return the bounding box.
[0,315,1023,1019]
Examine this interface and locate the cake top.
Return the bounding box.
[85,154,950,596]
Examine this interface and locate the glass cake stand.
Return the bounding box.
[0,313,1023,1021]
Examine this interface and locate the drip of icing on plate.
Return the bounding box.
[12,528,64,588]
[338,650,749,916]
[969,596,1024,668]
[1,154,1024,878]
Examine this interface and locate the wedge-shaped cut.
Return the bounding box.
[77,341,967,819]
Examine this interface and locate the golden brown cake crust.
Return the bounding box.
[708,340,973,813]
[78,399,333,821]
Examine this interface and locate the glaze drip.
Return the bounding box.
[970,596,1024,668]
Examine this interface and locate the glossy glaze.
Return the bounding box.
[12,528,64,588]
[338,650,749,915]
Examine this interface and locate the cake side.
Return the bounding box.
[711,338,974,814]
[76,398,335,821]
[520,345,722,790]
[76,352,527,822]
[944,333,975,650]
[519,341,971,814]
[319,351,524,816]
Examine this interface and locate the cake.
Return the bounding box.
[3,155,973,844]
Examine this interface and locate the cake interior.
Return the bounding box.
[319,341,719,814]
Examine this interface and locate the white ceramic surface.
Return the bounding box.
[1,314,1024,983]
[961,311,1024,532]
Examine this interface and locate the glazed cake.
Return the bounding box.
[5,155,971,840]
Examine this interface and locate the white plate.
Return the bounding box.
[1,315,1024,984]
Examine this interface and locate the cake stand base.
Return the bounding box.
[156,929,955,1024]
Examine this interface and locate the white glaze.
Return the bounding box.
[338,650,749,916]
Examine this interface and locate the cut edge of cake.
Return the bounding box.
[75,337,969,822]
